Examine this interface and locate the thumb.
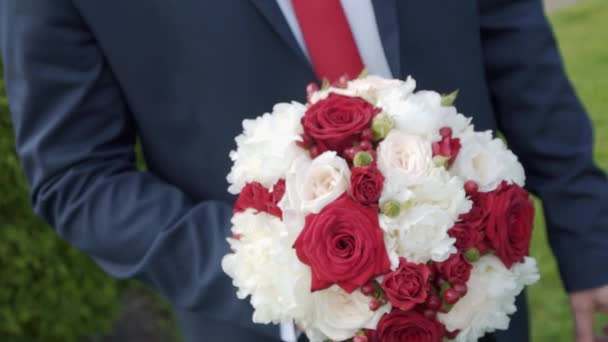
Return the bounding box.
[571,295,595,342]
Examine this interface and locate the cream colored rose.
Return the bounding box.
[377,131,434,186]
[281,151,350,215]
[310,285,390,341]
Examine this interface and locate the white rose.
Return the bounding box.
[450,131,525,192]
[222,210,314,324]
[381,204,456,264]
[377,131,434,187]
[309,285,391,341]
[227,102,308,194]
[280,151,350,215]
[437,256,539,342]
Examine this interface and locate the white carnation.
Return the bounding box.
[227,102,308,194]
[308,286,390,341]
[377,131,434,187]
[221,211,313,324]
[280,152,350,216]
[308,75,416,105]
[381,90,474,140]
[348,75,416,105]
[410,167,472,222]
[438,256,539,341]
[450,131,525,192]
[381,204,456,265]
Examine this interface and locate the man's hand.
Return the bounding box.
[570,285,608,342]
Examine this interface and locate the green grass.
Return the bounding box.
[529,1,608,341]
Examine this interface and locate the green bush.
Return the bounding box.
[0,62,121,341]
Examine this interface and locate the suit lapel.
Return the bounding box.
[248,0,310,66]
[372,0,402,78]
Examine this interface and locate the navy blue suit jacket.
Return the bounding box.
[1,1,607,341]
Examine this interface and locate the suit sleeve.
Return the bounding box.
[478,0,608,292]
[0,0,232,309]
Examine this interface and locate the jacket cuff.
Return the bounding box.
[551,234,608,292]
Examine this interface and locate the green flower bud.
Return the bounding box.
[382,200,401,218]
[441,89,460,107]
[372,113,394,141]
[353,151,373,167]
[464,247,481,263]
[433,155,450,168]
[321,78,331,90]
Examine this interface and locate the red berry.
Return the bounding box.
[439,126,453,138]
[231,233,242,240]
[443,288,461,305]
[426,295,441,310]
[361,128,374,142]
[369,299,381,311]
[464,180,479,195]
[359,140,373,151]
[334,75,349,88]
[353,335,368,342]
[361,283,376,296]
[434,276,446,289]
[453,282,468,296]
[306,83,319,101]
[423,309,437,320]
[343,147,357,160]
[310,146,321,158]
[431,142,441,155]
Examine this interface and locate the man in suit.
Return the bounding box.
[1,0,607,341]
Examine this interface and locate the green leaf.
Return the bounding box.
[441,89,460,106]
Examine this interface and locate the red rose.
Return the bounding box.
[350,166,385,205]
[435,253,472,284]
[448,222,481,251]
[233,181,283,218]
[294,194,390,293]
[450,192,491,253]
[271,179,286,205]
[381,258,431,311]
[302,93,379,156]
[372,309,445,342]
[432,135,461,166]
[485,181,534,268]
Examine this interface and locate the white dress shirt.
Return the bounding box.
[276,0,393,79]
[275,2,392,340]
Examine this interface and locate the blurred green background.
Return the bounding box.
[0,1,606,341]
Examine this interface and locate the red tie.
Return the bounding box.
[292,0,365,83]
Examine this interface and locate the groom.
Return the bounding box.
[1,0,607,341]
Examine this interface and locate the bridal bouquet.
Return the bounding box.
[222,75,539,342]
